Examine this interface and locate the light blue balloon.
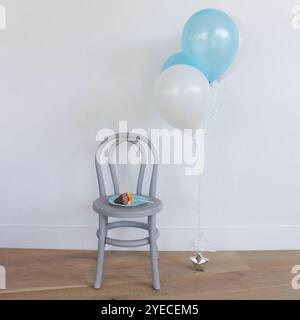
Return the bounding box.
[161,52,194,73]
[182,9,239,82]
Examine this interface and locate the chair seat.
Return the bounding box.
[93,195,162,218]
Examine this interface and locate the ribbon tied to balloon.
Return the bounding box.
[154,8,239,131]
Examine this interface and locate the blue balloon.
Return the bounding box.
[182,9,239,82]
[161,52,194,73]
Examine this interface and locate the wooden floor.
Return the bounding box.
[0,249,299,300]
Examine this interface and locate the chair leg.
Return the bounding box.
[94,214,106,289]
[148,215,160,290]
[105,216,108,237]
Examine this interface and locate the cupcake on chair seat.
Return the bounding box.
[114,192,133,205]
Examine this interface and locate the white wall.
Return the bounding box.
[0,0,300,251]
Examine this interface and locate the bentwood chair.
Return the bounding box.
[93,133,162,290]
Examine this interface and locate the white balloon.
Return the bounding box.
[154,65,213,131]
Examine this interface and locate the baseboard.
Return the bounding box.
[0,224,299,251]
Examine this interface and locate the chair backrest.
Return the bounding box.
[95,133,158,197]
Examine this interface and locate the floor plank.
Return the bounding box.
[0,249,299,299]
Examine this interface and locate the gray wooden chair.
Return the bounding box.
[93,133,161,290]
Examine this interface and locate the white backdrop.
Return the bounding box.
[0,0,300,250]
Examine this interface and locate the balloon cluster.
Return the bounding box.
[154,9,239,131]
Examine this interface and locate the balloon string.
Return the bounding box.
[193,81,222,251]
[193,81,221,251]
[197,155,202,249]
[192,135,203,251]
[208,80,220,123]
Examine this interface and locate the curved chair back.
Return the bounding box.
[95,133,158,197]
